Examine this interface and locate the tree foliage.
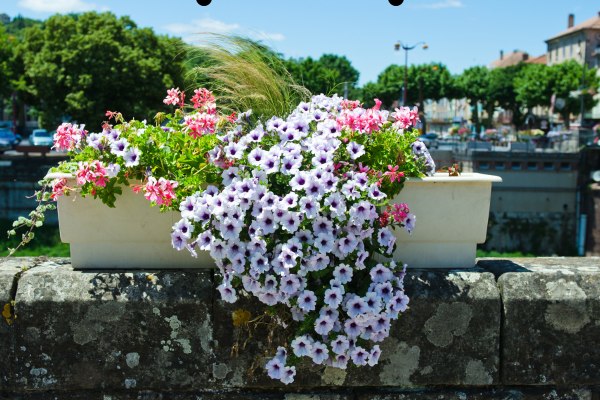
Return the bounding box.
[514,61,598,127]
[0,24,13,98]
[285,54,359,97]
[485,63,526,127]
[360,63,456,110]
[456,66,490,131]
[514,63,552,110]
[18,12,187,128]
[549,60,598,126]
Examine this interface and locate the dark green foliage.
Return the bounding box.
[17,12,188,128]
[360,63,456,109]
[515,61,598,128]
[285,54,360,98]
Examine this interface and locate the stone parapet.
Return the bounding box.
[0,257,598,399]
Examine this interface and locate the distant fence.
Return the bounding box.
[0,155,65,223]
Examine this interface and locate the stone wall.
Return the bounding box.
[0,257,599,399]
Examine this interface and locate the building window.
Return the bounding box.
[478,161,490,170]
[511,161,522,170]
[527,162,537,170]
[543,162,555,171]
[495,162,505,170]
[560,162,572,171]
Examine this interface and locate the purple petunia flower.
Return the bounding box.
[346,141,365,160]
[123,147,142,167]
[291,335,313,357]
[297,290,317,312]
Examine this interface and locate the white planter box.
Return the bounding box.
[48,172,500,270]
[391,173,502,269]
[48,174,213,269]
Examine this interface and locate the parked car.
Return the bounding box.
[418,132,439,149]
[0,128,21,153]
[0,137,10,153]
[30,129,54,147]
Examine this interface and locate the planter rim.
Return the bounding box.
[47,172,503,184]
[46,172,75,180]
[407,172,502,183]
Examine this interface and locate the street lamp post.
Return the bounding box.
[394,41,428,106]
[580,49,586,127]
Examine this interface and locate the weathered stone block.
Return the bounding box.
[13,263,215,392]
[481,258,600,385]
[210,268,500,388]
[8,388,592,400]
[355,387,593,399]
[0,256,28,390]
[377,269,500,387]
[8,391,352,400]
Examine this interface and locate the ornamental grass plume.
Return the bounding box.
[185,34,310,121]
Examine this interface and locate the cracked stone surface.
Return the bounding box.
[480,257,600,385]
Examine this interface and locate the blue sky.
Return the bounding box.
[2,0,599,85]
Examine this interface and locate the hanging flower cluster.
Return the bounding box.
[171,93,434,384]
[24,87,435,384]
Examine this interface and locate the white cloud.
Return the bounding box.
[18,0,104,13]
[163,17,285,42]
[415,0,464,9]
[253,30,286,42]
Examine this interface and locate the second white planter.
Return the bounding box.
[390,172,502,269]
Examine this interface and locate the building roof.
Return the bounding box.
[489,51,529,69]
[546,13,600,42]
[526,54,547,64]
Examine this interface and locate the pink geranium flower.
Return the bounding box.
[383,165,404,183]
[53,123,86,151]
[184,112,218,138]
[50,178,70,200]
[163,88,183,106]
[143,176,178,206]
[75,160,108,187]
[391,106,420,130]
[191,88,216,112]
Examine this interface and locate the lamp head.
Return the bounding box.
[394,42,401,51]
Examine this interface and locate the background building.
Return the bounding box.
[546,12,600,121]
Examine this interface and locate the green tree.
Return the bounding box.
[549,60,598,128]
[514,63,552,111]
[19,12,187,129]
[359,81,384,108]
[0,24,13,99]
[409,63,453,104]
[371,64,404,108]
[362,62,456,110]
[0,14,43,132]
[2,14,41,37]
[285,54,359,97]
[486,63,525,127]
[456,66,490,132]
